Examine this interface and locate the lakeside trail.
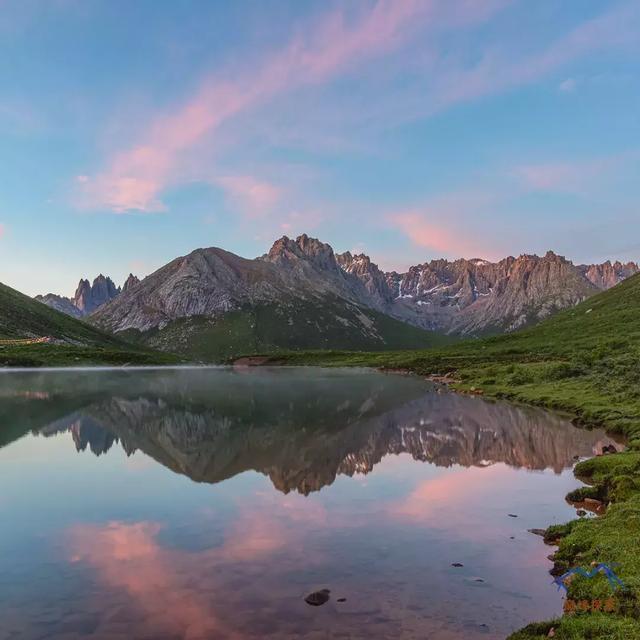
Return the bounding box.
[251,273,640,639]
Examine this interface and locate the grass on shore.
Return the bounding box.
[256,274,640,639]
[0,342,182,368]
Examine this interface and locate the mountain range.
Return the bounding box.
[339,248,638,334]
[32,234,638,359]
[35,273,139,318]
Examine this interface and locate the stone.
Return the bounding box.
[122,273,140,292]
[304,589,331,607]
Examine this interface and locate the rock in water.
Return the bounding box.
[305,589,331,607]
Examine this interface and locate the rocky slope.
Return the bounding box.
[62,235,639,356]
[35,274,139,318]
[339,250,638,335]
[89,235,445,358]
[579,260,639,289]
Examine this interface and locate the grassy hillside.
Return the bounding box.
[258,274,640,639]
[120,295,452,361]
[0,282,180,367]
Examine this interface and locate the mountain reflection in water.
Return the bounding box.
[8,366,614,494]
[0,367,618,640]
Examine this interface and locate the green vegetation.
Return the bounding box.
[123,295,451,361]
[256,274,640,639]
[0,282,180,367]
[0,342,181,367]
[260,273,640,441]
[0,281,124,345]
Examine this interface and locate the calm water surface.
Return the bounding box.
[0,367,616,640]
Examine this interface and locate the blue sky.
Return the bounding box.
[0,0,639,296]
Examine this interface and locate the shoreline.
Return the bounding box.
[2,355,638,636]
[250,353,639,639]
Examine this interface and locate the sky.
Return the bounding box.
[0,0,639,297]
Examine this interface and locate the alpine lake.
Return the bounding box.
[0,366,619,640]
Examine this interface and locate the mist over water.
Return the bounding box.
[0,368,615,639]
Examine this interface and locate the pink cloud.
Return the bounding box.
[513,153,633,193]
[76,0,506,213]
[128,259,154,278]
[215,174,281,215]
[390,191,505,260]
[431,2,640,111]
[360,2,640,128]
[393,212,488,258]
[74,1,638,215]
[515,163,588,192]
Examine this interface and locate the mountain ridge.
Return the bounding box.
[36,273,139,318]
[93,234,638,340]
[339,248,638,335]
[32,234,638,358]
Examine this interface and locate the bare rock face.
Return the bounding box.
[345,250,635,335]
[262,234,381,307]
[336,252,394,307]
[76,275,119,314]
[122,273,140,292]
[36,274,136,318]
[266,233,339,273]
[93,247,284,332]
[580,261,639,290]
[37,233,639,340]
[34,293,84,318]
[93,236,388,335]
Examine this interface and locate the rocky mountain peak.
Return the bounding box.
[36,233,639,343]
[75,275,120,314]
[266,234,340,272]
[37,274,131,317]
[122,273,140,292]
[580,260,639,290]
[336,251,394,305]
